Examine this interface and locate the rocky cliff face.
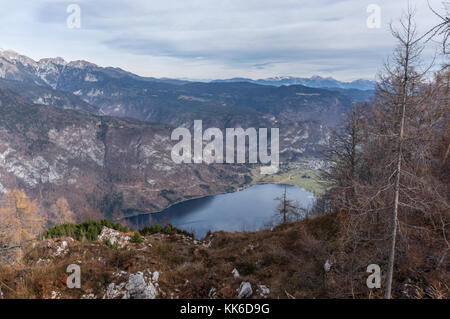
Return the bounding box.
[0,50,368,161]
[0,78,97,112]
[0,50,372,219]
[0,88,249,220]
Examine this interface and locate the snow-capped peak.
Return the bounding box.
[38,57,67,66]
[68,60,98,69]
[0,49,37,67]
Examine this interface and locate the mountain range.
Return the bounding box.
[0,88,252,220]
[211,76,376,90]
[0,49,375,220]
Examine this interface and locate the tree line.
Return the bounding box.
[313,5,449,299]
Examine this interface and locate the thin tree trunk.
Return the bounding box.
[385,42,409,299]
[384,141,403,298]
[283,187,287,224]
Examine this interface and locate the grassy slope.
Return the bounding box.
[250,164,327,196]
[1,210,447,299]
[0,213,341,299]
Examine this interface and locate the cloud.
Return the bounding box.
[1,0,444,80]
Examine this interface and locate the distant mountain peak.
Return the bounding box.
[0,49,20,57]
[0,51,109,89]
[310,75,334,80]
[0,49,37,67]
[67,60,98,69]
[38,57,67,66]
[212,75,375,90]
[0,50,98,71]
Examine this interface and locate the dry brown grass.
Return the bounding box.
[0,211,447,299]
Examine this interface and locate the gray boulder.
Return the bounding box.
[125,272,157,299]
[237,282,253,299]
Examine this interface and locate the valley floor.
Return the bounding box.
[250,160,327,196]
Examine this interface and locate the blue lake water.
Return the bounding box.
[124,184,315,238]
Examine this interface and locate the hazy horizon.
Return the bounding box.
[0,47,378,82]
[0,0,444,81]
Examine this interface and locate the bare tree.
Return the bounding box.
[48,197,75,226]
[312,5,449,299]
[423,1,449,68]
[382,9,429,299]
[274,186,301,224]
[319,104,366,210]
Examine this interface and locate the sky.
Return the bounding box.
[0,0,445,81]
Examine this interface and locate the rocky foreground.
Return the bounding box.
[1,211,447,299]
[0,213,343,299]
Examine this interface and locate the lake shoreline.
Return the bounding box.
[116,181,306,222]
[118,182,314,237]
[115,183,251,222]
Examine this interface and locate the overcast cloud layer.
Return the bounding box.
[0,0,445,81]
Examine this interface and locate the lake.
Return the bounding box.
[124,184,315,238]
